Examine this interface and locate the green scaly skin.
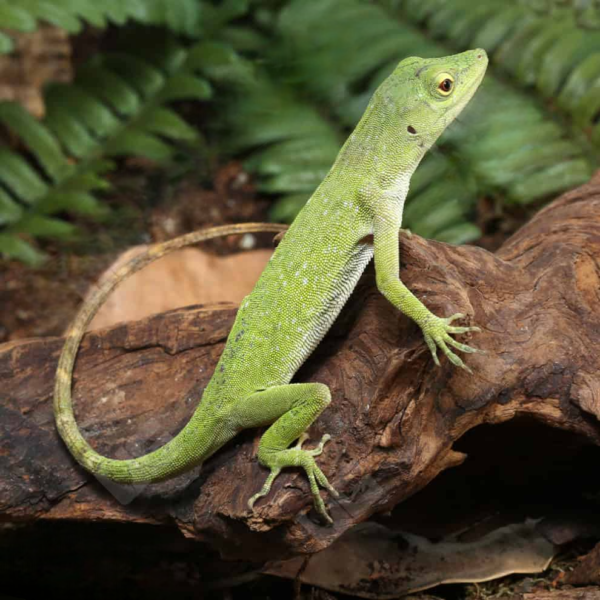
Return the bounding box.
[54,49,488,524]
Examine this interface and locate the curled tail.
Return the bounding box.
[54,222,287,483]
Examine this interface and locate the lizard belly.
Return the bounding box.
[289,242,374,370]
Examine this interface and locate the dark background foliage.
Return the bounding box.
[0,0,598,264]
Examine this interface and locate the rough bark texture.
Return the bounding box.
[3,176,600,561]
[565,542,600,587]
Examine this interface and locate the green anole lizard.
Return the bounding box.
[54,49,488,523]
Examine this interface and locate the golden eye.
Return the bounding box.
[436,74,454,96]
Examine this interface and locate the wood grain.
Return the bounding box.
[2,175,600,560]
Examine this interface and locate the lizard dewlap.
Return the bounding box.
[54,49,488,524]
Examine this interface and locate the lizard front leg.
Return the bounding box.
[234,383,337,523]
[373,209,479,372]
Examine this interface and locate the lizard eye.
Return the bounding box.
[436,73,454,96]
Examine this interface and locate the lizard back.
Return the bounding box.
[203,186,374,406]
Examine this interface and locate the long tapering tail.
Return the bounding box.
[54,222,287,483]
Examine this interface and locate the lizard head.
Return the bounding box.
[360,48,488,178]
[326,49,488,195]
[387,48,488,154]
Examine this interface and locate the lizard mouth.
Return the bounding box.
[459,63,487,102]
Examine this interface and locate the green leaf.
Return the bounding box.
[218,25,269,53]
[0,4,37,31]
[140,0,204,36]
[100,0,131,25]
[471,7,533,52]
[537,30,600,97]
[473,140,584,188]
[0,0,238,58]
[411,197,468,239]
[0,31,13,53]
[514,21,565,86]
[102,54,165,98]
[0,188,23,226]
[188,41,254,86]
[558,53,600,115]
[447,3,500,49]
[12,214,76,238]
[0,148,48,203]
[0,36,220,262]
[53,0,109,28]
[269,193,310,223]
[213,0,594,233]
[435,223,481,245]
[465,124,562,163]
[508,159,593,203]
[76,64,141,117]
[61,169,113,192]
[18,0,82,32]
[572,77,600,129]
[37,191,106,216]
[408,155,451,198]
[259,168,330,194]
[246,137,340,175]
[494,19,548,78]
[105,130,175,161]
[400,0,439,23]
[428,4,475,40]
[201,0,249,34]
[45,84,121,139]
[124,30,187,72]
[136,106,199,141]
[404,180,473,227]
[44,103,99,158]
[155,74,212,102]
[0,102,71,181]
[0,233,43,265]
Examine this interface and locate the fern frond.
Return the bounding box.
[230,0,594,239]
[0,0,211,54]
[0,35,215,264]
[205,3,479,241]
[260,0,482,240]
[392,0,600,151]
[223,75,342,202]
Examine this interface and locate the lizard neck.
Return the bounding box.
[322,105,424,220]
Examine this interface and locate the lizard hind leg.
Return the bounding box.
[237,383,338,524]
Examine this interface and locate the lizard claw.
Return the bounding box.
[248,467,281,511]
[248,433,337,524]
[421,313,479,372]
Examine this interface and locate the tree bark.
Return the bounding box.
[2,174,600,560]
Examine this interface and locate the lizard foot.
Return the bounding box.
[421,312,480,373]
[248,433,337,524]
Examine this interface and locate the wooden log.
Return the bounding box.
[2,174,600,560]
[565,542,600,587]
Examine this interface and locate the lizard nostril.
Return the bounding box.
[407,125,417,134]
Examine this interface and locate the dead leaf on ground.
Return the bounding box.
[87,246,273,330]
[264,520,556,599]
